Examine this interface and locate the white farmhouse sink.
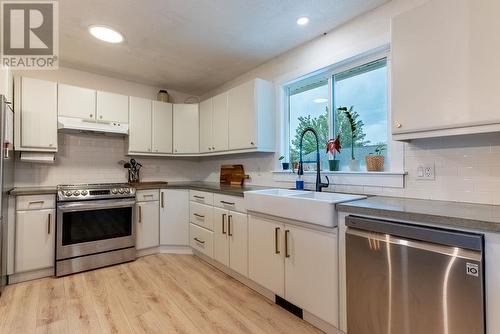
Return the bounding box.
[244,189,366,227]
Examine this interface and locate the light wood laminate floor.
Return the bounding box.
[0,254,323,333]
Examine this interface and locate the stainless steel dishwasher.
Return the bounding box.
[346,215,485,334]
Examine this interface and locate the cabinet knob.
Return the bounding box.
[155,149,158,152]
[175,149,177,153]
[212,146,215,150]
[147,148,151,151]
[250,142,255,146]
[49,143,53,147]
[89,114,93,118]
[100,115,103,119]
[395,121,402,128]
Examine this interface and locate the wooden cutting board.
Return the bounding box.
[220,165,249,186]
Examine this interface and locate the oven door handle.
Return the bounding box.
[57,199,136,211]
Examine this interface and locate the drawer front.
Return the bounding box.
[190,190,214,206]
[136,189,159,202]
[16,195,55,211]
[189,202,214,231]
[213,193,246,213]
[190,223,213,258]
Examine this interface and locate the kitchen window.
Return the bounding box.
[285,55,394,172]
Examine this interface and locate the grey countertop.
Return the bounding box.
[10,181,270,197]
[337,196,500,233]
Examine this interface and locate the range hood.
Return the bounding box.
[58,116,129,135]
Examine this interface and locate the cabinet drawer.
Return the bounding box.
[213,193,246,213]
[189,202,214,231]
[136,189,159,202]
[190,190,213,206]
[190,223,213,258]
[16,195,55,211]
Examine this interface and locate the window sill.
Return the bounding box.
[272,170,407,188]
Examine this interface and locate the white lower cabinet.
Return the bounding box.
[248,214,338,326]
[136,191,160,250]
[15,208,55,273]
[213,208,248,276]
[190,223,213,257]
[248,215,285,297]
[159,189,189,245]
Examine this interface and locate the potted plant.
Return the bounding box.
[365,144,386,172]
[339,107,360,171]
[279,155,290,170]
[326,135,342,171]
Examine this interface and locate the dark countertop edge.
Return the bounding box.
[337,201,500,234]
[10,182,268,198]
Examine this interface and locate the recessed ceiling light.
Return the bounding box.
[297,17,309,26]
[313,98,328,103]
[88,25,124,44]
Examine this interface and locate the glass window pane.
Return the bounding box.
[288,80,329,171]
[333,59,388,170]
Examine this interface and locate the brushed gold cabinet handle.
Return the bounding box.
[285,230,290,258]
[193,195,205,200]
[222,213,227,234]
[220,200,235,206]
[228,215,233,236]
[47,213,51,234]
[193,213,205,218]
[160,192,164,208]
[274,227,280,254]
[138,205,142,223]
[194,237,205,244]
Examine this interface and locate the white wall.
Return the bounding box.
[198,0,500,205]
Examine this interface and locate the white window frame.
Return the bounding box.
[275,47,405,188]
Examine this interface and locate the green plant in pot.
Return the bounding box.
[338,106,360,171]
[326,135,341,171]
[365,143,386,172]
[279,155,290,170]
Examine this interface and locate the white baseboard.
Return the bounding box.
[158,245,192,254]
[9,267,54,284]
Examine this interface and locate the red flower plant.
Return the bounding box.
[326,135,342,158]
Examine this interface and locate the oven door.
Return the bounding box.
[56,199,135,260]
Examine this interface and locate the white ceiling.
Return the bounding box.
[59,0,388,95]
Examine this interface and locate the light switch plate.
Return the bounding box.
[416,164,435,180]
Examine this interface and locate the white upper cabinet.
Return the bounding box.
[391,0,500,140]
[199,98,213,153]
[0,65,13,104]
[152,101,173,154]
[58,83,96,121]
[228,78,274,151]
[212,92,229,152]
[96,91,129,123]
[173,103,199,154]
[129,96,152,153]
[15,77,58,152]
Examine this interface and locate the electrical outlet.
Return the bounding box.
[416,164,435,180]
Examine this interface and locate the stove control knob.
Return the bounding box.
[73,190,80,196]
[65,191,72,197]
[118,188,124,194]
[111,188,118,194]
[81,190,88,196]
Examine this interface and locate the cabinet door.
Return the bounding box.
[173,104,199,154]
[152,101,173,154]
[229,211,248,277]
[15,209,55,272]
[159,189,189,245]
[128,96,152,153]
[213,207,229,267]
[228,80,256,150]
[136,201,160,250]
[248,215,284,296]
[20,77,58,150]
[58,83,96,120]
[199,98,213,153]
[391,0,500,137]
[284,225,338,326]
[96,91,129,123]
[212,92,229,152]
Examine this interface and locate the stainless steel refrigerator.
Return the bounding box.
[0,95,14,294]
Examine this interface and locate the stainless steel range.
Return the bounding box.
[56,183,136,276]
